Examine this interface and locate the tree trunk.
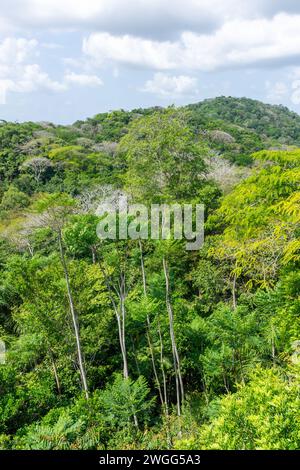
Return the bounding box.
[58,231,89,400]
[158,322,168,418]
[138,240,164,406]
[163,256,184,415]
[98,263,129,380]
[27,242,34,258]
[120,272,129,379]
[271,323,276,365]
[139,240,147,297]
[146,322,164,406]
[98,256,138,428]
[91,246,96,264]
[49,349,61,395]
[232,272,237,310]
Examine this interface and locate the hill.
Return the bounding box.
[187,96,300,145]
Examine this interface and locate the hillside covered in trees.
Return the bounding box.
[0,97,299,450]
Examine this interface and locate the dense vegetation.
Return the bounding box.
[0,97,299,450]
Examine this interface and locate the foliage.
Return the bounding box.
[0,97,299,450]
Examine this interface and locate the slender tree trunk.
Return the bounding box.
[138,240,164,406]
[139,242,171,444]
[120,272,129,379]
[202,372,209,405]
[232,272,237,310]
[158,322,168,417]
[158,321,172,448]
[163,257,184,415]
[222,370,229,393]
[91,246,96,265]
[27,242,34,258]
[99,261,138,428]
[49,350,61,395]
[238,354,245,385]
[139,240,147,297]
[58,231,89,400]
[119,272,138,430]
[98,262,129,379]
[146,324,164,406]
[271,323,276,365]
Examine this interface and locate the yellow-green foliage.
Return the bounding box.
[176,366,300,450]
[210,149,300,287]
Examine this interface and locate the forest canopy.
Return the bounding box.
[0,97,299,450]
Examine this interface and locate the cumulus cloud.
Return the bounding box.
[64,72,103,87]
[82,33,179,70]
[287,68,300,105]
[141,73,198,97]
[265,80,288,103]
[0,37,65,104]
[0,37,37,64]
[82,14,300,72]
[2,1,300,39]
[291,79,300,105]
[1,1,300,111]
[0,0,237,38]
[0,64,66,105]
[0,36,103,104]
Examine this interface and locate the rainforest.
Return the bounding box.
[0,96,299,450]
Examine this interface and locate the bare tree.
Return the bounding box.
[92,141,118,156]
[21,157,52,184]
[205,154,250,192]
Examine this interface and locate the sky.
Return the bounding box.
[1,0,300,123]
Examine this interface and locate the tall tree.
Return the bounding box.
[31,193,89,399]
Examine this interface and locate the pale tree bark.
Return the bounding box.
[119,272,129,379]
[99,261,138,429]
[58,231,89,400]
[232,272,237,310]
[49,349,61,395]
[158,322,168,418]
[138,240,164,407]
[100,266,129,379]
[163,256,184,416]
[271,323,276,365]
[119,272,139,429]
[91,246,97,265]
[139,241,171,444]
[27,242,34,258]
[158,320,172,449]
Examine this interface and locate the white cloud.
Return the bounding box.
[1,2,300,111]
[0,64,67,104]
[83,13,300,72]
[0,37,66,104]
[291,80,300,105]
[0,36,105,104]
[0,37,37,64]
[0,1,240,38]
[64,72,103,87]
[142,73,198,97]
[0,80,13,104]
[82,33,179,70]
[3,1,300,39]
[265,80,288,103]
[15,64,67,93]
[264,69,300,106]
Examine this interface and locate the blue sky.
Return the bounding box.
[1,0,300,124]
